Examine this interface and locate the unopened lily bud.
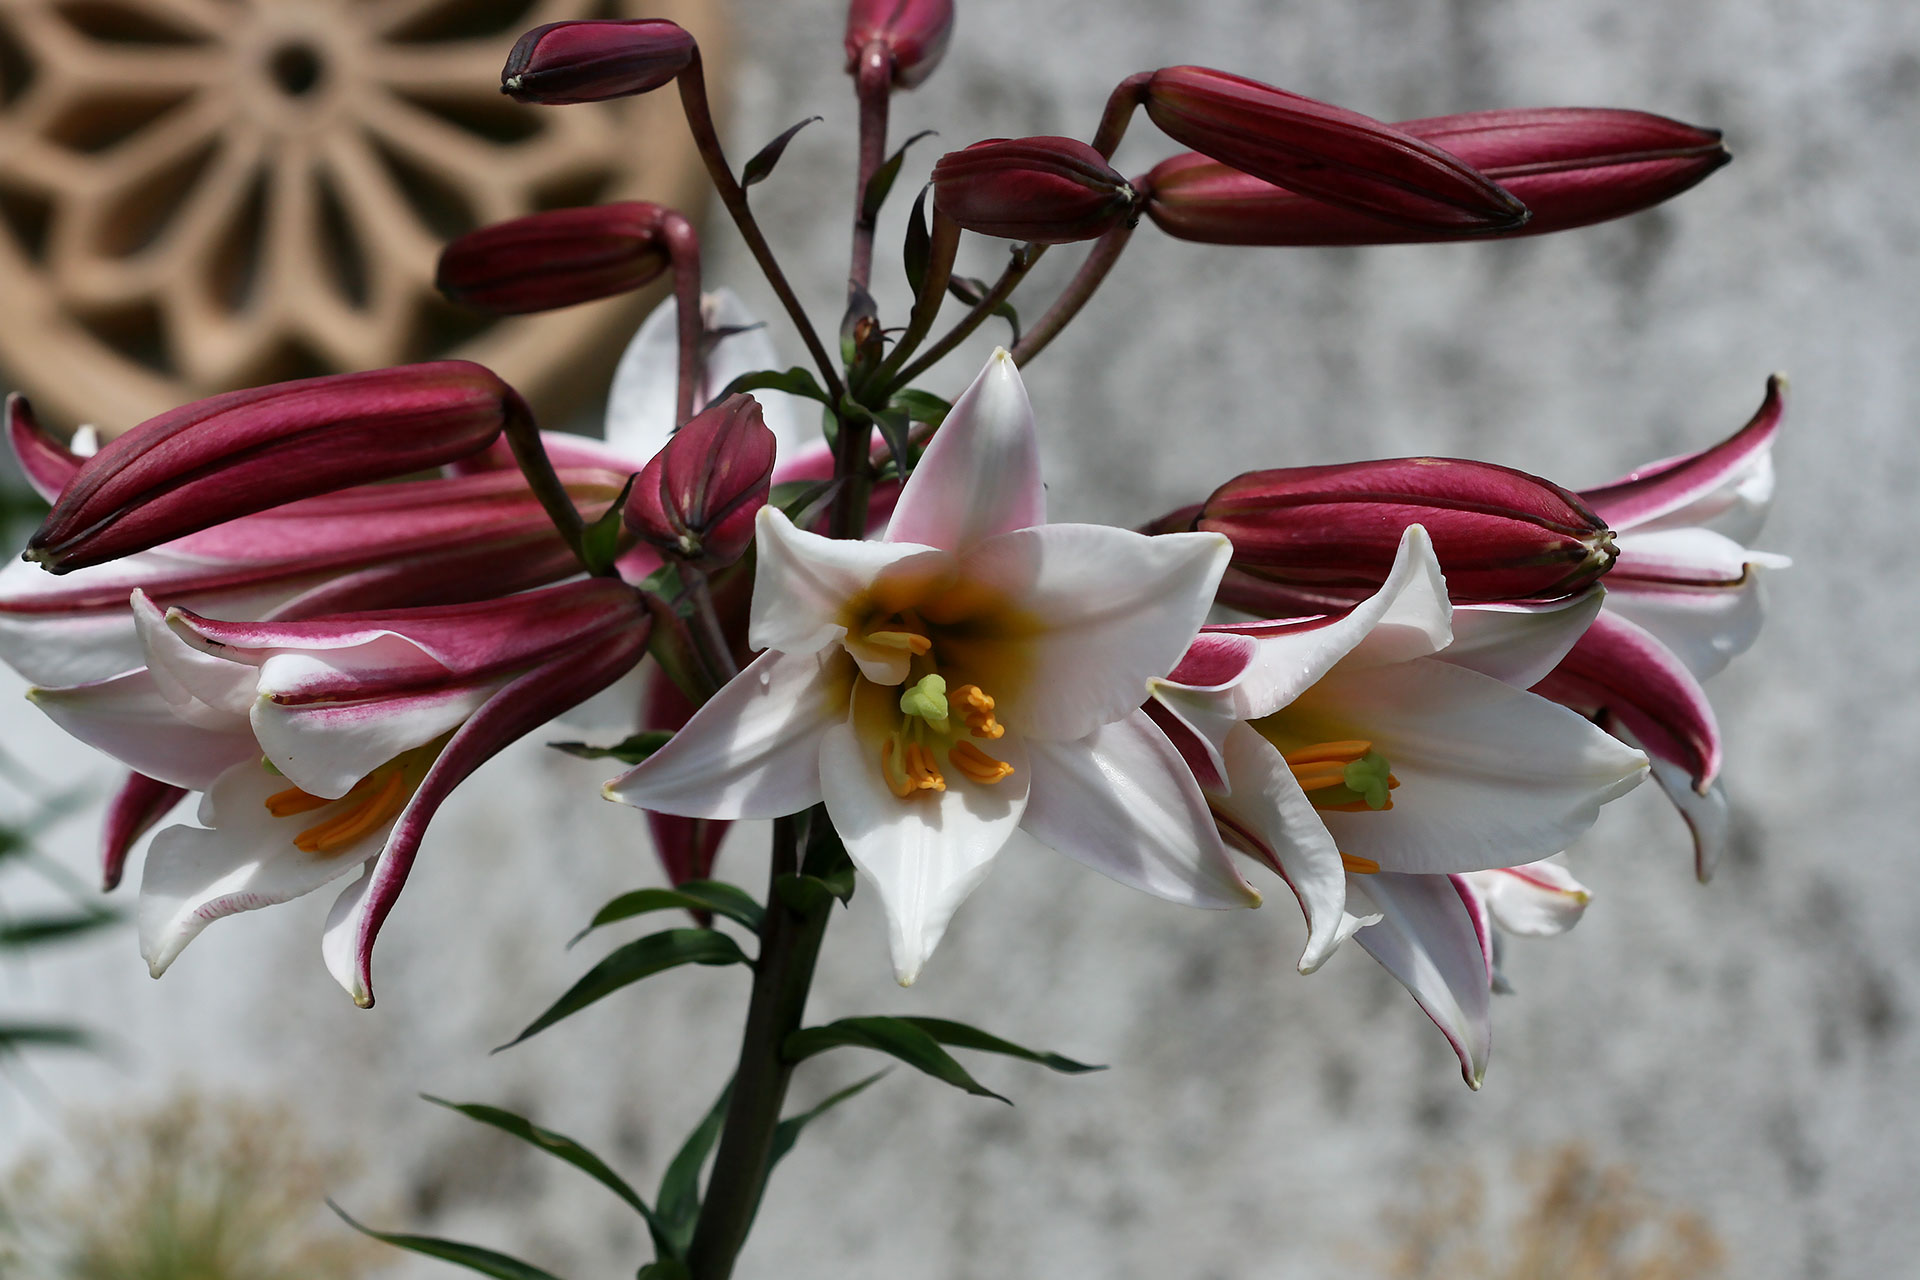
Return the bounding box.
[933,137,1137,243]
[438,203,677,314]
[1140,66,1528,232]
[1200,458,1614,605]
[624,394,775,569]
[502,19,696,104]
[27,363,516,573]
[1145,108,1728,245]
[844,0,954,89]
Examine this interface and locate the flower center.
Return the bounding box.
[863,623,1014,800]
[1278,738,1399,812]
[262,749,432,854]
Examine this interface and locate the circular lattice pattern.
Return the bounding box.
[0,0,723,433]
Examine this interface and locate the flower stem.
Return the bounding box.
[865,208,961,394]
[886,243,1045,391]
[660,211,705,426]
[849,40,893,299]
[677,54,845,403]
[1010,223,1135,367]
[1090,72,1152,160]
[684,812,832,1280]
[681,567,740,685]
[501,390,591,571]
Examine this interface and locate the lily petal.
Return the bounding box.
[605,648,847,819]
[1021,710,1260,912]
[1442,590,1604,689]
[27,669,260,790]
[820,718,1030,986]
[8,393,81,502]
[1609,715,1730,882]
[1531,609,1720,788]
[1601,571,1776,682]
[249,680,498,800]
[885,349,1044,552]
[1463,859,1591,936]
[1351,872,1493,1089]
[100,771,189,891]
[748,508,953,663]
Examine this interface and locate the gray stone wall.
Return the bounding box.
[3,1,1915,1277]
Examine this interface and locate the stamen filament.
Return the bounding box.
[1283,740,1373,766]
[881,737,916,798]
[904,741,947,792]
[948,740,1015,785]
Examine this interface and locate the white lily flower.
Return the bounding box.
[608,350,1258,984]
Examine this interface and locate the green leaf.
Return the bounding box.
[570,880,765,946]
[0,1022,93,1052]
[768,1070,889,1172]
[546,731,674,765]
[946,275,1022,342]
[770,477,839,530]
[742,116,821,187]
[903,185,932,295]
[0,909,118,949]
[783,1018,1010,1103]
[862,130,936,225]
[498,930,749,1051]
[654,1083,732,1258]
[637,1263,691,1280]
[421,1096,660,1231]
[888,389,951,427]
[330,1202,568,1280]
[709,367,832,409]
[580,472,639,576]
[895,1017,1105,1074]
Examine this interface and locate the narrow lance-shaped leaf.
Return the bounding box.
[637,1264,691,1280]
[330,1202,569,1280]
[863,130,938,224]
[904,185,933,295]
[896,1017,1105,1074]
[421,1096,660,1230]
[498,930,750,1051]
[945,275,1021,342]
[783,1017,1011,1103]
[889,388,951,428]
[580,472,638,576]
[570,880,766,946]
[742,116,822,187]
[706,367,833,410]
[768,1069,890,1173]
[548,731,675,765]
[0,909,119,949]
[0,1023,94,1052]
[654,1083,733,1258]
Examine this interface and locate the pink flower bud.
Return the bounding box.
[932,137,1137,243]
[28,363,517,574]
[1199,458,1615,606]
[437,203,678,314]
[844,0,954,90]
[1140,66,1528,232]
[1144,108,1728,245]
[502,19,696,105]
[624,393,776,569]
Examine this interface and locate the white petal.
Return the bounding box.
[135,593,256,728]
[747,508,953,661]
[1300,658,1647,874]
[1602,572,1775,683]
[1462,859,1591,936]
[820,719,1029,986]
[322,862,379,1006]
[885,350,1044,552]
[1635,438,1777,544]
[1206,723,1347,971]
[604,288,810,464]
[139,760,396,976]
[605,648,846,819]
[27,669,260,790]
[1022,710,1259,912]
[249,679,496,800]
[947,524,1229,742]
[1628,722,1731,883]
[1350,872,1492,1088]
[1442,591,1603,689]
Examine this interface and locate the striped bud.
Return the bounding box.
[1200,458,1615,607]
[438,203,679,314]
[844,0,955,89]
[624,394,776,570]
[932,137,1136,243]
[1145,108,1728,245]
[1140,66,1528,232]
[501,19,696,104]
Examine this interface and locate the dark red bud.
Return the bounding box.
[624,394,776,570]
[502,20,696,105]
[1140,66,1528,232]
[1199,457,1615,606]
[932,137,1137,243]
[1145,108,1728,245]
[844,0,955,90]
[437,203,679,315]
[28,363,517,573]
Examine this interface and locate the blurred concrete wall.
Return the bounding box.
[4,1,1916,1277]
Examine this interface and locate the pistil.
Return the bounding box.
[1280,739,1399,812]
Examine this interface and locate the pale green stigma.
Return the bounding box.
[899,673,950,729]
[1342,751,1394,811]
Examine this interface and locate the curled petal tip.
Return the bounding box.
[353,991,375,1010]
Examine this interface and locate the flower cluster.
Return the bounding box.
[2,1,1779,1112]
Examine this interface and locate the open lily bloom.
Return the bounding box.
[609,350,1258,984]
[33,580,648,1005]
[1151,527,1646,1083]
[1537,378,1789,879]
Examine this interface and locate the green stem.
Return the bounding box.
[865,208,962,394]
[886,244,1044,392]
[684,813,832,1280]
[681,567,740,685]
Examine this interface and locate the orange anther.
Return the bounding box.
[1340,853,1380,874]
[904,741,947,792]
[865,629,932,655]
[1282,740,1372,767]
[948,740,1015,785]
[264,785,333,818]
[948,684,1004,739]
[293,768,409,854]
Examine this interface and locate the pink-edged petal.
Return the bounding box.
[27,669,260,790]
[1608,714,1730,882]
[944,523,1229,742]
[748,507,953,663]
[1580,375,1784,541]
[1201,525,1450,720]
[331,625,650,1005]
[606,648,846,820]
[604,288,810,466]
[1601,570,1776,682]
[138,758,395,978]
[1021,709,1259,912]
[1207,723,1346,971]
[1609,526,1787,588]
[819,717,1030,986]
[1350,872,1493,1089]
[1531,609,1720,789]
[1462,859,1591,936]
[250,679,500,800]
[135,592,262,728]
[100,771,189,891]
[1302,658,1647,873]
[1441,590,1603,689]
[885,349,1044,552]
[8,393,81,502]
